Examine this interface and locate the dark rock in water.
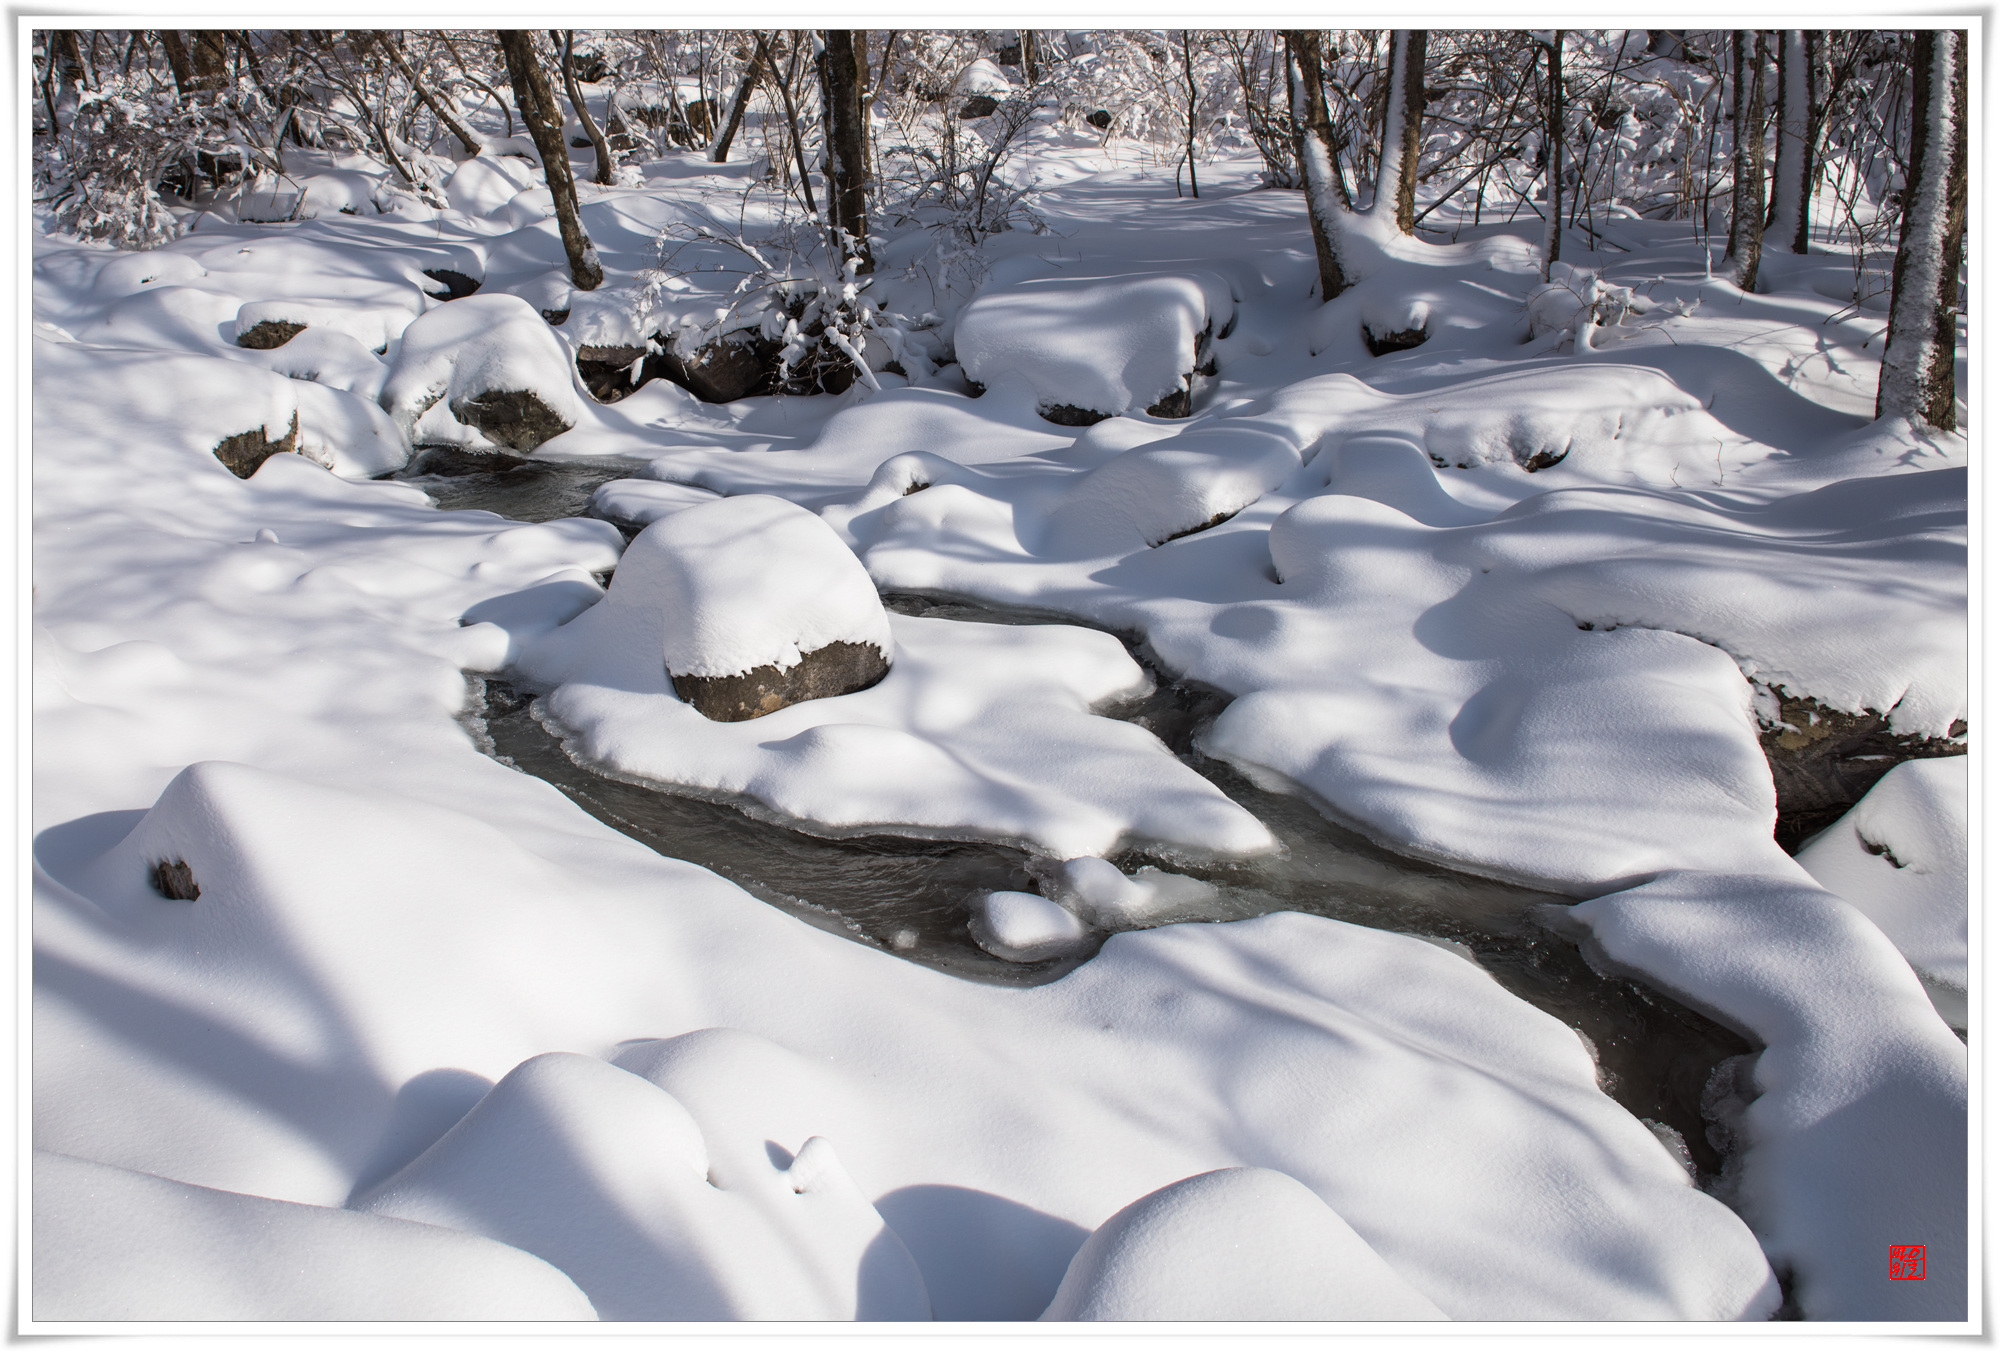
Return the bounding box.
[151,858,199,901]
[213,411,301,478]
[1363,323,1430,357]
[656,330,782,404]
[237,320,306,350]
[1145,384,1192,419]
[960,95,1000,119]
[1085,109,1113,130]
[1762,688,1968,851]
[577,343,651,403]
[404,444,534,476]
[671,640,891,722]
[1039,403,1112,427]
[421,268,482,301]
[447,389,573,451]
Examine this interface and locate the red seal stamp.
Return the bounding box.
[1890,1245,1926,1280]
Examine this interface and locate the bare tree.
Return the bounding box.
[376,31,482,156]
[498,29,603,289]
[558,30,613,184]
[1876,28,1967,429]
[1283,29,1354,301]
[1376,30,1427,230]
[709,36,764,163]
[820,30,873,270]
[1540,31,1564,280]
[1764,30,1816,253]
[1722,30,1767,289]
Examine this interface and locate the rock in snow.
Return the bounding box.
[634,494,894,720]
[970,890,1092,962]
[1042,1167,1448,1320]
[380,293,584,451]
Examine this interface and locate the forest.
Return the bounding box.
[29,26,1969,1328]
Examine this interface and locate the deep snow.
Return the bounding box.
[29,95,1967,1328]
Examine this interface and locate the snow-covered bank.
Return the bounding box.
[31,96,1965,1327]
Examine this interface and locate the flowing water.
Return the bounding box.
[445,458,1756,1186]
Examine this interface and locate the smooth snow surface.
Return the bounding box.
[32,107,1965,1326]
[1797,757,1969,1010]
[34,1149,596,1320]
[1042,1167,1448,1321]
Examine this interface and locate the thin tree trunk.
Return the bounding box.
[1541,31,1564,281]
[1374,30,1427,230]
[1763,30,1817,253]
[758,32,817,216]
[1283,29,1353,301]
[377,31,483,156]
[498,29,603,290]
[710,40,765,162]
[188,30,230,91]
[819,30,873,270]
[560,30,614,183]
[1723,30,1768,290]
[1180,30,1201,199]
[1876,28,1967,429]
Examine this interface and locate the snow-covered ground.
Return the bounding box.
[30,108,1968,1327]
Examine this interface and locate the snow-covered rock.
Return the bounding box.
[1048,856,1219,929]
[234,297,415,354]
[970,890,1092,962]
[1042,1167,1447,1321]
[1796,756,1968,1013]
[34,1150,596,1321]
[380,293,584,451]
[589,478,722,532]
[955,273,1233,420]
[444,154,540,217]
[1041,423,1299,554]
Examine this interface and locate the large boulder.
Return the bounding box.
[380,293,585,451]
[639,495,893,721]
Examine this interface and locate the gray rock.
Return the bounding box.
[446,389,573,452]
[671,639,890,722]
[236,320,306,350]
[1760,687,1968,851]
[213,411,300,478]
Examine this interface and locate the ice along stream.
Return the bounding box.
[414,453,1755,1188]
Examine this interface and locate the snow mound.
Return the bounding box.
[632,495,891,681]
[971,890,1092,962]
[355,1052,928,1320]
[235,297,415,353]
[955,273,1233,418]
[1050,856,1219,929]
[34,1150,595,1321]
[1042,1167,1447,1321]
[380,293,584,450]
[1041,423,1299,553]
[444,154,540,217]
[590,478,725,531]
[290,380,412,478]
[520,601,1273,860]
[1797,757,1968,1002]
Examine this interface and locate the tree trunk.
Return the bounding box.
[759,33,817,216]
[1876,28,1967,430]
[1283,29,1353,301]
[1764,31,1815,253]
[1541,32,1564,281]
[1374,30,1427,230]
[560,30,614,184]
[1723,30,1768,290]
[709,41,766,163]
[497,30,603,290]
[188,30,230,91]
[158,30,196,95]
[819,30,873,271]
[377,31,483,156]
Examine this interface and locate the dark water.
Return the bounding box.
[394,446,640,524]
[449,458,1756,1187]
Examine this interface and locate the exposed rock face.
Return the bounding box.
[1363,323,1430,356]
[960,94,1000,119]
[671,639,891,723]
[1760,687,1968,851]
[1145,385,1192,419]
[576,343,650,402]
[1086,109,1113,129]
[656,330,782,404]
[150,858,199,900]
[236,320,306,350]
[420,268,482,301]
[446,389,574,452]
[213,412,301,478]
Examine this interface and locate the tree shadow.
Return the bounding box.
[872,1183,1089,1321]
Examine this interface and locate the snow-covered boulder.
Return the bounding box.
[954,273,1233,422]
[380,293,584,451]
[1040,424,1299,554]
[970,890,1091,962]
[631,494,893,721]
[34,1150,595,1320]
[1042,1167,1447,1321]
[1047,857,1218,929]
[444,154,539,217]
[1797,756,1968,1020]
[234,298,415,353]
[589,478,721,532]
[355,1052,928,1320]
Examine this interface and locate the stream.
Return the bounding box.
[417,455,1757,1188]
